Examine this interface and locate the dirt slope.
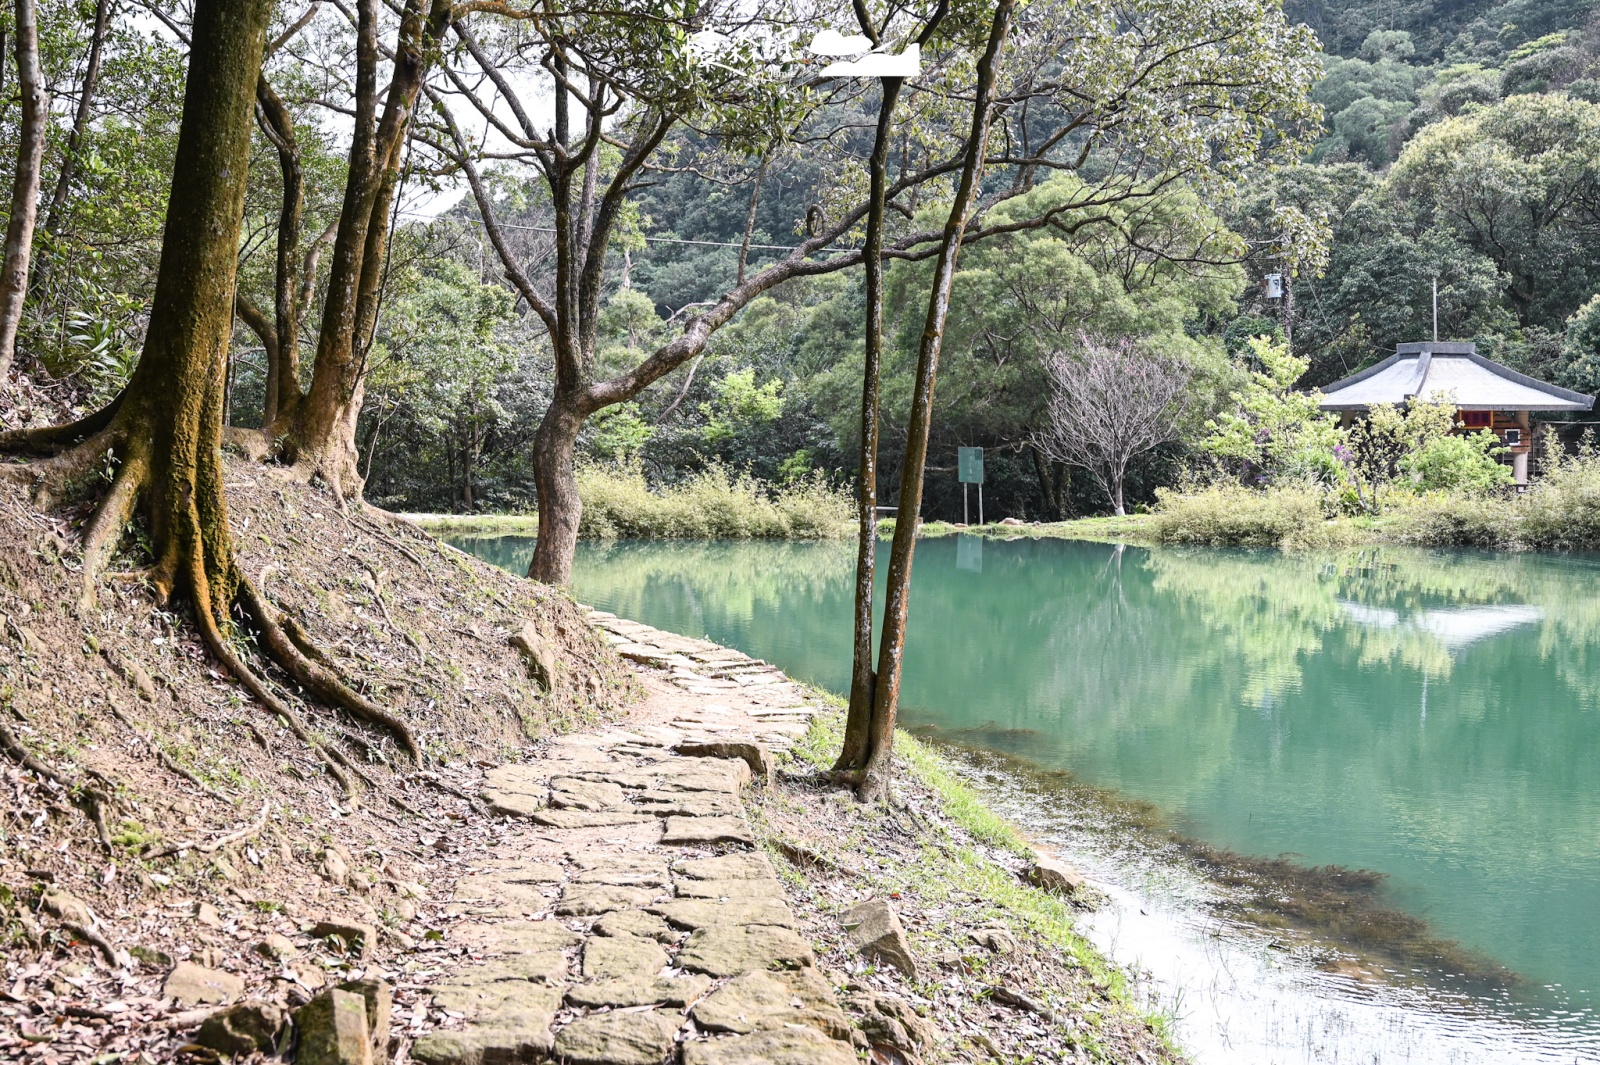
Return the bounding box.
[0,460,634,1061]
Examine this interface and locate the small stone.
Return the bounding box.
[548,777,626,811]
[39,888,93,927]
[163,962,244,1006]
[676,924,815,977]
[682,1026,857,1065]
[564,974,712,1009]
[212,855,239,882]
[449,875,549,912]
[555,884,658,917]
[660,815,753,846]
[311,919,376,960]
[130,945,174,970]
[480,860,564,884]
[673,739,771,780]
[672,853,776,881]
[349,871,373,894]
[339,977,392,1059]
[591,908,677,943]
[1025,857,1086,895]
[482,764,550,817]
[195,902,222,928]
[582,932,668,980]
[510,620,560,692]
[294,987,372,1065]
[848,991,937,1052]
[436,953,570,989]
[969,927,1016,954]
[690,969,849,1038]
[256,933,299,961]
[842,899,916,977]
[194,1002,285,1057]
[553,1008,678,1065]
[319,848,350,887]
[531,808,652,829]
[649,898,793,930]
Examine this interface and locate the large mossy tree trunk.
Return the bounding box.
[0,0,418,790]
[0,0,49,380]
[851,0,1014,802]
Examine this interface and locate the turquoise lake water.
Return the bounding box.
[454,533,1600,1054]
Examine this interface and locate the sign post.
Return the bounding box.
[958,446,984,525]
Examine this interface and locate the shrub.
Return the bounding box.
[1520,449,1600,549]
[1392,492,1515,548]
[1150,484,1336,548]
[575,462,851,540]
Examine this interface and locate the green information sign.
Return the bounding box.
[958,446,984,485]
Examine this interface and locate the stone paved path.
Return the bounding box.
[410,611,855,1065]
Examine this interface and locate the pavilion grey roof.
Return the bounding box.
[1317,342,1594,412]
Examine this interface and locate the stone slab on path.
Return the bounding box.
[417,613,857,1064]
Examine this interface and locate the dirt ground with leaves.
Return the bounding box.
[0,459,633,1062]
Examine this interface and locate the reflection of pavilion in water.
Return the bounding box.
[1338,600,1544,649]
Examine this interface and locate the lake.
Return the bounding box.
[454,532,1600,1062]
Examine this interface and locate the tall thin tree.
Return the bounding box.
[0,0,49,380]
[853,0,1015,801]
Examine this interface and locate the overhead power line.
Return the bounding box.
[396,209,842,254]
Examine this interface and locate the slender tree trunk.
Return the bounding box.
[290,0,445,497]
[857,0,1014,801]
[1111,469,1125,516]
[529,397,585,584]
[256,76,307,425]
[836,77,904,776]
[43,0,111,239]
[0,0,49,379]
[1031,444,1058,521]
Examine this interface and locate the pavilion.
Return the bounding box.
[1317,341,1595,484]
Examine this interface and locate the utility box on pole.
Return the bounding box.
[958,446,984,525]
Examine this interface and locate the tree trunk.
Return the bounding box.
[288,0,444,497]
[0,0,49,379]
[0,0,420,780]
[528,400,584,584]
[43,0,110,239]
[1111,470,1125,517]
[1031,444,1059,520]
[256,76,307,425]
[836,76,904,777]
[856,0,1014,802]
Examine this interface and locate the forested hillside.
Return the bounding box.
[4,0,1598,523]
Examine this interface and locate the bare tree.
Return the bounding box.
[1034,335,1191,516]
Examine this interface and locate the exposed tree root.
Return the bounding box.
[238,575,420,760]
[60,920,121,966]
[103,699,233,804]
[145,798,269,860]
[0,390,123,454]
[0,716,113,850]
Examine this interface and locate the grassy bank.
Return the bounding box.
[750,700,1181,1064]
[405,463,853,540]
